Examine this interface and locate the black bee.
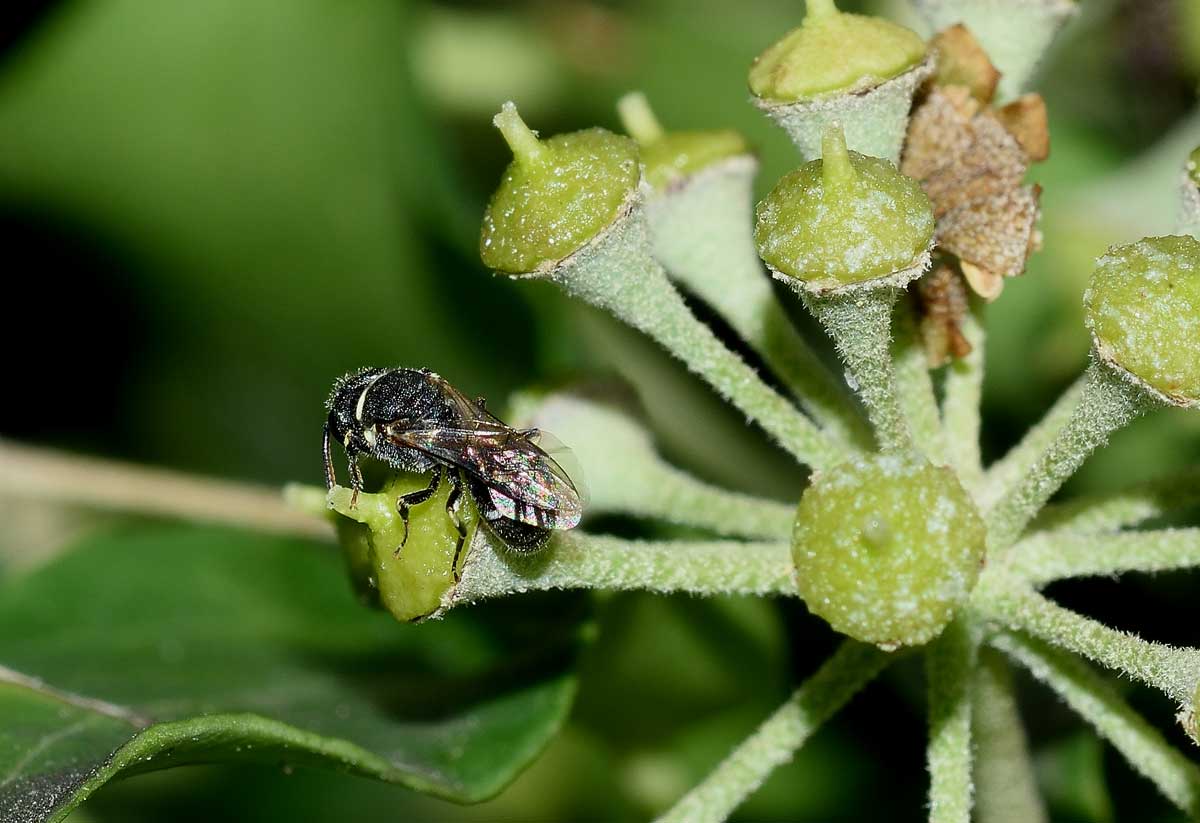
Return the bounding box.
[323,367,584,578]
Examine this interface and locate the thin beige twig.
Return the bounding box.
[0,439,332,541]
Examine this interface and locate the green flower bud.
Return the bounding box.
[481,102,640,275]
[617,92,750,192]
[755,125,934,293]
[335,517,380,608]
[329,473,479,622]
[791,455,985,648]
[1084,235,1200,408]
[749,0,926,103]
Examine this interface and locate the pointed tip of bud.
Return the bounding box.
[616,91,665,145]
[494,101,546,166]
[821,123,857,192]
[806,0,839,20]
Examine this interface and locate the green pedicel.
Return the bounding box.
[749,0,926,103]
[792,455,985,648]
[329,473,479,622]
[755,125,934,290]
[481,102,640,274]
[1084,235,1200,407]
[617,92,749,191]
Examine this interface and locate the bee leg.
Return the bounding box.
[348,454,364,509]
[322,420,337,491]
[445,470,468,583]
[393,467,442,557]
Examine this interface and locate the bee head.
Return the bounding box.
[325,367,389,454]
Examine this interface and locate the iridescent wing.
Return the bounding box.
[390,421,584,530]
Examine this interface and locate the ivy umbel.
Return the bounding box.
[308,1,1200,819]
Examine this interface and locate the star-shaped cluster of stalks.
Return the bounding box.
[319,1,1200,820]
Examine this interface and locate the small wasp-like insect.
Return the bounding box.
[323,367,584,578]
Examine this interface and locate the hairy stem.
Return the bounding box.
[0,438,333,541]
[644,161,873,449]
[1030,467,1200,536]
[941,304,986,492]
[893,299,947,466]
[981,373,1087,510]
[1004,528,1200,587]
[971,649,1047,823]
[513,392,795,540]
[994,631,1200,817]
[449,530,796,608]
[555,208,845,469]
[985,361,1151,553]
[654,641,892,823]
[926,619,976,823]
[975,574,1200,704]
[803,286,912,454]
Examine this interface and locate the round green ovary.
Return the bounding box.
[1084,235,1200,406]
[755,152,933,287]
[791,456,985,648]
[749,10,925,102]
[480,129,640,274]
[330,473,478,622]
[640,130,749,191]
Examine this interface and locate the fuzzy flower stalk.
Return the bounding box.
[307,5,1200,821]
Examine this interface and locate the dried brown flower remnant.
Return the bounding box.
[916,264,973,366]
[993,94,1050,162]
[902,27,1048,363]
[902,77,1046,302]
[930,24,999,103]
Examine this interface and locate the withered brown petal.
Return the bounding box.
[960,261,1005,301]
[994,94,1050,162]
[931,24,1000,104]
[917,264,973,366]
[901,86,978,182]
[920,113,1029,217]
[938,184,1041,284]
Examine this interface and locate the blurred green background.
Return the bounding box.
[1,0,1199,820]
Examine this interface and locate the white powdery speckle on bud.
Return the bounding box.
[1084,236,1200,408]
[791,456,986,648]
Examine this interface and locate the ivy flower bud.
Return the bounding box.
[480,101,640,276]
[1084,235,1200,408]
[756,125,935,454]
[328,473,478,623]
[792,455,985,648]
[480,103,845,470]
[756,124,935,295]
[616,91,750,193]
[749,0,930,162]
[616,92,873,450]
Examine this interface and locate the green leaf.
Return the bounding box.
[0,526,587,821]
